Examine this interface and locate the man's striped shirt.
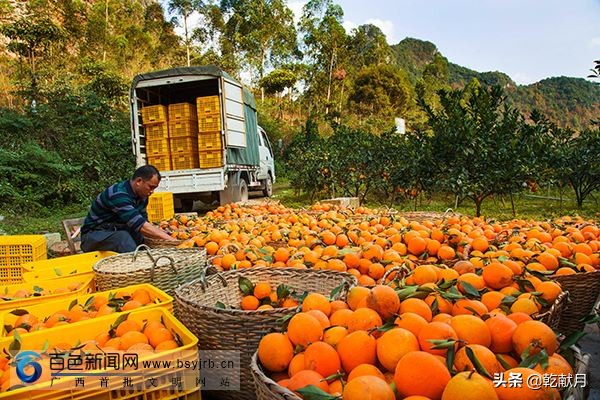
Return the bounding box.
[82,180,148,234]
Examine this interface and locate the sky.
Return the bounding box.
[289,0,600,85]
[167,0,600,86]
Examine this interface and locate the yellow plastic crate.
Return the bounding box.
[143,122,169,140]
[147,192,175,222]
[198,114,221,132]
[168,102,197,121]
[0,308,199,399]
[147,154,172,172]
[198,131,222,150]
[199,150,223,169]
[196,95,220,115]
[0,235,47,284]
[21,251,116,274]
[140,104,167,124]
[169,120,198,138]
[0,283,173,336]
[0,275,94,312]
[170,136,199,154]
[171,153,199,170]
[146,138,170,156]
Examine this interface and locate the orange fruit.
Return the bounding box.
[287,369,329,394]
[347,286,370,310]
[346,307,383,333]
[417,321,458,356]
[366,285,400,320]
[287,313,324,347]
[448,315,491,347]
[482,262,514,290]
[399,298,433,322]
[376,328,419,372]
[302,293,332,316]
[258,333,294,373]
[346,363,385,381]
[394,351,451,400]
[453,344,502,376]
[494,368,559,400]
[241,295,260,311]
[442,371,498,400]
[342,375,395,400]
[337,330,377,373]
[253,282,272,300]
[119,331,149,351]
[121,300,143,311]
[323,326,348,348]
[288,353,306,377]
[394,312,428,337]
[304,342,341,378]
[485,315,517,354]
[512,320,558,357]
[115,320,142,337]
[305,310,330,329]
[147,327,174,348]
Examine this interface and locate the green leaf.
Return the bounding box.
[8,339,20,353]
[498,255,509,263]
[215,301,226,309]
[560,331,587,351]
[376,320,397,333]
[459,281,481,298]
[496,354,513,370]
[53,268,63,276]
[466,345,492,379]
[33,285,43,293]
[396,286,418,300]
[9,309,29,316]
[295,385,338,400]
[329,282,345,300]
[110,313,129,331]
[500,295,517,305]
[446,343,455,374]
[83,296,94,310]
[238,276,255,296]
[276,284,290,301]
[429,339,457,350]
[430,297,439,314]
[68,299,78,311]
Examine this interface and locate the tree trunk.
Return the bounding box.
[475,198,482,217]
[325,47,335,115]
[510,193,516,217]
[184,12,190,67]
[103,0,108,62]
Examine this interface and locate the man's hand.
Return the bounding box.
[140,222,178,241]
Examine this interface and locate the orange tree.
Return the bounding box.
[421,85,540,216]
[546,124,600,208]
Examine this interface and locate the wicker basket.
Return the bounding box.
[563,346,591,400]
[144,237,184,248]
[252,351,301,400]
[532,290,569,331]
[92,245,207,297]
[551,269,600,335]
[174,268,357,400]
[399,209,462,223]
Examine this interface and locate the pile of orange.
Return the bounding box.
[0,281,86,300]
[238,280,299,311]
[6,287,156,334]
[257,285,573,400]
[0,313,183,392]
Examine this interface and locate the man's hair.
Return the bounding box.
[132,165,161,181]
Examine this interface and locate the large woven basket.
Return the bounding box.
[399,209,462,223]
[533,290,569,331]
[563,346,591,400]
[551,269,600,335]
[174,268,357,400]
[92,244,207,297]
[144,237,184,248]
[251,351,301,400]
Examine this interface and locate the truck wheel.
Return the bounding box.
[238,179,249,203]
[262,174,273,197]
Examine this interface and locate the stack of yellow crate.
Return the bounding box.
[0,235,47,284]
[196,95,224,168]
[169,103,199,170]
[141,105,172,171]
[147,192,175,222]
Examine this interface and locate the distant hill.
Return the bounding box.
[391,38,600,131]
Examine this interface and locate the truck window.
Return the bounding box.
[261,130,273,154]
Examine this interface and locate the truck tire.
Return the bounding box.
[238,179,249,203]
[262,174,273,197]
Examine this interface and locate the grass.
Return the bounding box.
[1,182,598,237]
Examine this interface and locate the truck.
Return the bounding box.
[129,66,276,210]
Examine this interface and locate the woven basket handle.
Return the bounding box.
[381,264,410,284]
[191,268,228,292]
[150,255,177,283]
[132,244,156,263]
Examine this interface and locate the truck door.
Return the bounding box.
[257,127,274,180]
